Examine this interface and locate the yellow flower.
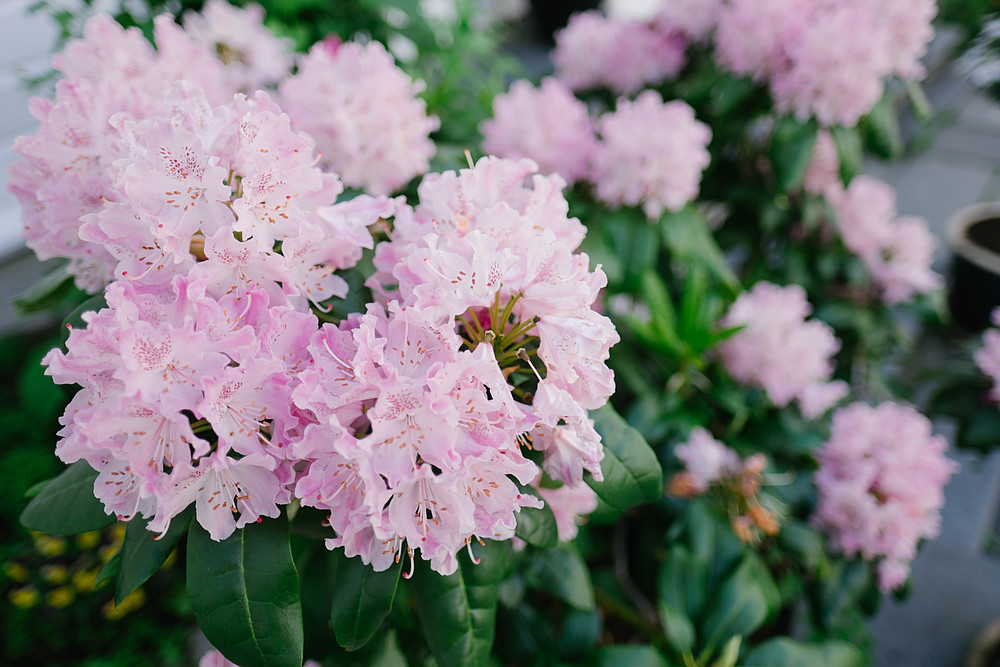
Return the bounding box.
[75,531,102,551]
[41,564,70,584]
[3,561,28,582]
[9,586,40,609]
[33,535,67,558]
[73,568,98,593]
[45,587,76,608]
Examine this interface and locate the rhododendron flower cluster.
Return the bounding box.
[592,91,711,219]
[480,78,597,186]
[554,0,935,127]
[182,0,295,92]
[278,39,439,196]
[717,282,848,418]
[975,310,1000,401]
[481,83,710,218]
[828,176,942,305]
[715,0,937,125]
[814,402,956,592]
[552,10,687,95]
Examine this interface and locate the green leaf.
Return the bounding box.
[20,461,115,535]
[187,513,303,667]
[330,549,402,651]
[742,638,865,667]
[861,92,903,160]
[586,404,663,511]
[660,208,740,293]
[657,545,706,655]
[513,485,558,548]
[369,630,408,667]
[596,645,670,667]
[13,264,76,314]
[768,115,819,193]
[95,550,121,589]
[524,542,595,610]
[828,126,862,186]
[116,506,194,604]
[776,521,826,573]
[605,211,661,291]
[413,538,509,667]
[24,478,53,499]
[699,554,780,655]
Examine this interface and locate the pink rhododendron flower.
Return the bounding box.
[536,482,598,542]
[279,40,439,195]
[814,402,956,592]
[717,282,848,418]
[652,0,724,41]
[592,91,711,219]
[481,78,597,185]
[183,0,294,92]
[802,130,841,197]
[829,176,941,304]
[714,0,935,126]
[552,10,687,95]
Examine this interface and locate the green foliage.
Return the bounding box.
[587,404,664,512]
[115,507,195,604]
[330,550,402,651]
[413,539,510,667]
[187,513,304,667]
[21,462,116,535]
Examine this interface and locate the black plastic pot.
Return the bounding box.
[948,202,1000,332]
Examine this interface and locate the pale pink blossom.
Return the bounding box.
[481,78,597,185]
[814,402,957,592]
[279,40,439,195]
[803,130,841,197]
[592,92,711,219]
[975,310,1000,401]
[183,0,294,91]
[552,10,687,95]
[717,282,848,418]
[536,482,598,542]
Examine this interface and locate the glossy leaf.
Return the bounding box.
[20,461,115,535]
[513,484,558,548]
[861,92,903,160]
[116,506,194,604]
[330,549,402,651]
[660,208,739,293]
[742,638,865,667]
[524,542,595,610]
[187,513,303,667]
[587,404,663,511]
[829,126,862,186]
[768,115,818,193]
[657,545,706,655]
[413,538,509,667]
[699,554,780,655]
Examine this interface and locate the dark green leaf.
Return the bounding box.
[768,115,819,193]
[116,506,194,604]
[13,264,76,314]
[413,538,509,667]
[829,126,862,186]
[524,542,595,610]
[660,208,739,293]
[742,638,865,667]
[20,461,115,535]
[861,92,903,160]
[596,645,670,667]
[776,521,826,573]
[369,630,408,667]
[330,549,402,651]
[699,554,780,654]
[657,545,706,655]
[587,404,663,511]
[95,550,121,589]
[514,485,558,548]
[24,478,53,499]
[187,513,303,667]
